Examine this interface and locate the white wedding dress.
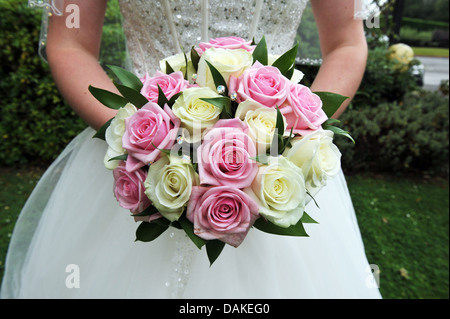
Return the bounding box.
[1,0,382,299]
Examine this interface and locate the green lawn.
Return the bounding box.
[346,173,449,299]
[413,47,449,58]
[0,167,42,287]
[0,167,448,298]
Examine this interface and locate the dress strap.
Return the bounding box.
[201,0,210,42]
[163,0,264,51]
[28,0,63,15]
[249,0,264,40]
[162,0,182,53]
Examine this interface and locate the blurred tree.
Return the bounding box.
[434,0,449,22]
[403,0,449,22]
[365,0,399,45]
[296,2,321,62]
[392,0,405,40]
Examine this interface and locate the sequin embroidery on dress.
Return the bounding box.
[165,230,195,298]
[118,0,308,76]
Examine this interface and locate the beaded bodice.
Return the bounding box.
[118,0,308,76]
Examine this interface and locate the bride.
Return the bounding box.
[1,0,381,299]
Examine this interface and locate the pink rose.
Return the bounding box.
[122,102,180,172]
[229,62,289,109]
[186,186,259,247]
[197,118,258,189]
[197,36,255,55]
[113,161,151,215]
[280,84,328,135]
[140,71,189,103]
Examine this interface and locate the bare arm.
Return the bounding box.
[46,0,118,130]
[310,0,368,118]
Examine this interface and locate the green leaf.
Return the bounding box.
[249,155,269,165]
[165,61,175,74]
[108,154,128,162]
[132,205,160,217]
[88,85,128,109]
[135,221,168,242]
[107,65,143,91]
[92,118,113,140]
[270,106,285,153]
[306,191,320,209]
[157,87,181,109]
[167,92,182,108]
[151,142,172,156]
[272,42,299,77]
[313,91,348,118]
[220,101,233,119]
[206,240,225,267]
[322,117,354,143]
[324,125,355,143]
[285,65,295,80]
[323,118,341,126]
[205,60,228,96]
[190,46,201,72]
[154,218,171,227]
[183,52,189,80]
[199,97,231,113]
[252,35,268,65]
[278,126,294,154]
[114,82,149,108]
[178,215,206,250]
[169,221,182,230]
[285,65,295,82]
[275,105,285,135]
[157,84,169,108]
[301,212,319,224]
[253,218,309,237]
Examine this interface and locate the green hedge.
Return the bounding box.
[337,90,449,176]
[399,27,437,48]
[0,0,87,166]
[0,0,125,167]
[402,17,449,32]
[1,0,448,177]
[353,47,421,108]
[299,46,448,176]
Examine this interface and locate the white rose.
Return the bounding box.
[172,87,222,142]
[103,103,137,169]
[144,155,199,222]
[290,69,304,84]
[268,54,280,66]
[159,53,186,74]
[235,100,287,154]
[159,53,196,82]
[268,54,304,83]
[245,156,306,228]
[284,130,341,196]
[197,47,253,90]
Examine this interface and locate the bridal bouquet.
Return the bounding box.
[90,36,352,265]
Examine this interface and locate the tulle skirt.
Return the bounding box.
[1,128,382,299]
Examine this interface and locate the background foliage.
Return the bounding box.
[337,89,449,176]
[296,0,449,178]
[400,0,449,48]
[402,0,449,23]
[0,0,86,166]
[1,0,448,177]
[0,0,125,167]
